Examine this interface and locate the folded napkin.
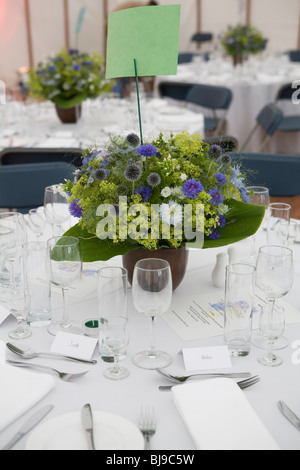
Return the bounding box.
[0,341,55,432]
[172,378,280,450]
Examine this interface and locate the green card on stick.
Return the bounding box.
[106,5,181,79]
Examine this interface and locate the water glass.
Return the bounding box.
[103,316,130,380]
[23,242,51,327]
[44,185,70,236]
[267,203,291,246]
[98,267,128,362]
[224,264,256,357]
[7,283,31,340]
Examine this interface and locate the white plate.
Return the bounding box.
[25,411,144,450]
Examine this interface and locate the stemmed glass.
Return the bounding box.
[46,236,82,335]
[267,203,291,246]
[0,212,27,287]
[103,316,130,380]
[8,283,31,340]
[254,245,293,350]
[258,304,285,367]
[44,185,70,236]
[28,208,46,239]
[246,186,270,255]
[132,258,173,370]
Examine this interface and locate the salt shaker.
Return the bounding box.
[211,252,229,288]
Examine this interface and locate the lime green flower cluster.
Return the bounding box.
[64,132,246,250]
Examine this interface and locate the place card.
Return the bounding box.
[50,332,98,361]
[182,345,232,372]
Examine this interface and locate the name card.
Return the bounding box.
[50,332,98,361]
[182,345,232,372]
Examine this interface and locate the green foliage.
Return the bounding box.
[221,24,267,57]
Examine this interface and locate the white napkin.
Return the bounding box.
[172,378,280,450]
[0,341,55,432]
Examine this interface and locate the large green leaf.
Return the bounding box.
[64,199,265,262]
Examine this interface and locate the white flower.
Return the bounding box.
[161,187,171,198]
[160,200,183,226]
[218,203,229,215]
[181,173,187,181]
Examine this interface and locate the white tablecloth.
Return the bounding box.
[0,220,300,450]
[156,54,300,154]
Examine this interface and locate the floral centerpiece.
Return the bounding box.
[63,131,264,287]
[221,24,267,65]
[27,47,114,122]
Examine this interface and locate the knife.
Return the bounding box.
[278,401,300,431]
[81,404,96,450]
[2,404,54,450]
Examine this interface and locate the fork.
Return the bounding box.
[139,406,156,450]
[159,376,260,392]
[6,360,89,382]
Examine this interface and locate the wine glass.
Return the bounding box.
[0,212,27,287]
[258,304,285,367]
[44,185,70,236]
[132,258,173,370]
[254,245,293,350]
[46,236,82,335]
[246,186,270,255]
[103,316,130,380]
[28,208,46,239]
[7,283,31,340]
[267,203,291,246]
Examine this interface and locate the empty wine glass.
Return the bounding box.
[44,185,70,236]
[103,316,130,380]
[246,186,270,255]
[46,236,82,335]
[0,212,27,287]
[258,304,285,367]
[254,245,293,350]
[28,208,46,239]
[267,203,291,246]
[132,258,173,370]
[8,283,31,340]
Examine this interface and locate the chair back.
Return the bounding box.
[186,84,233,110]
[231,152,300,197]
[158,81,196,102]
[0,161,76,212]
[289,50,300,62]
[191,32,213,43]
[276,82,294,101]
[0,148,82,167]
[256,104,283,136]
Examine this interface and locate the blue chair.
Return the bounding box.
[275,82,300,132]
[0,161,76,213]
[289,50,300,62]
[186,84,233,136]
[178,52,210,64]
[240,104,283,152]
[158,81,196,102]
[191,32,213,45]
[230,152,300,196]
[0,147,82,167]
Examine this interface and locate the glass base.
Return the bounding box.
[9,327,32,340]
[104,366,129,381]
[133,350,173,370]
[252,334,288,351]
[47,321,82,336]
[258,353,283,367]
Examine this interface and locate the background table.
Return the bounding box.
[0,220,300,450]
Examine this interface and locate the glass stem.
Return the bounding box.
[9,259,15,287]
[148,316,157,358]
[61,287,71,328]
[267,340,275,362]
[112,354,121,374]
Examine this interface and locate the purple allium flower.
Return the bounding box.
[207,145,222,160]
[209,229,221,240]
[137,144,157,157]
[182,179,204,199]
[218,215,226,228]
[68,48,79,55]
[69,199,82,218]
[124,164,142,182]
[135,185,152,202]
[214,172,227,186]
[209,188,225,206]
[126,133,140,147]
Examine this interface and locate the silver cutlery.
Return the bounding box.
[157,368,252,384]
[6,342,97,365]
[159,375,260,392]
[81,404,96,451]
[278,401,300,431]
[6,360,89,382]
[2,404,54,450]
[139,406,156,451]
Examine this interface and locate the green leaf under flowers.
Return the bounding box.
[63,199,265,262]
[52,93,87,109]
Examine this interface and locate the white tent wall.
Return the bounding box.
[0,0,300,87]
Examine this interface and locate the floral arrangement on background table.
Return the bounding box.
[221,24,268,65]
[63,131,264,288]
[27,47,114,122]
